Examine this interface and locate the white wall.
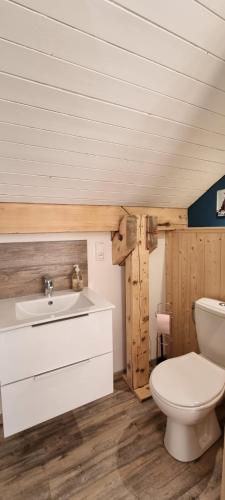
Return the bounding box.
[0,231,166,371]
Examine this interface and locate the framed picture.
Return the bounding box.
[217,189,225,217]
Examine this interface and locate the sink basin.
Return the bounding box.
[16,292,93,320]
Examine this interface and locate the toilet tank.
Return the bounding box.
[195,298,225,368]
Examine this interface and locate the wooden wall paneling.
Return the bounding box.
[0,241,87,299]
[167,231,180,356]
[204,233,222,298]
[0,203,187,233]
[167,231,204,356]
[178,231,191,355]
[188,232,202,353]
[165,230,173,357]
[195,233,205,299]
[166,229,225,357]
[165,231,172,308]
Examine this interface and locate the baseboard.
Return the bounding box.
[113,369,126,381]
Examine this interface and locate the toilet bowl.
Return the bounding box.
[150,352,225,462]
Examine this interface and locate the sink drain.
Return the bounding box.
[48,300,53,306]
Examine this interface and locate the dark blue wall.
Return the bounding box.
[188,175,225,227]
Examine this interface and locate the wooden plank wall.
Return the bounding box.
[0,240,87,299]
[166,229,225,357]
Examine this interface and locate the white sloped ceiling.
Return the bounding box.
[0,0,225,207]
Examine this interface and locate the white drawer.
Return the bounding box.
[1,352,113,437]
[0,310,112,385]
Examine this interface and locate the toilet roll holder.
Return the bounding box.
[156,302,173,363]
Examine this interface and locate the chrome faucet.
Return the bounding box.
[43,276,54,298]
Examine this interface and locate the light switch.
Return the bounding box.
[95,242,105,261]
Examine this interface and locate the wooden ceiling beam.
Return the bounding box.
[0,203,187,233]
[112,215,137,265]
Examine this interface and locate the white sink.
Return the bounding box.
[16,292,93,320]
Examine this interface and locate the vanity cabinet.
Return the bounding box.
[0,310,113,437]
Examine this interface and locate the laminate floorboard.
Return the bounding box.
[0,378,224,500]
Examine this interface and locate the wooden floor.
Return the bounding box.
[0,378,224,500]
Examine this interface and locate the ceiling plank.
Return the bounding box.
[1,124,225,173]
[1,101,225,163]
[0,157,219,190]
[116,0,225,61]
[9,0,225,89]
[2,75,225,148]
[2,40,225,137]
[2,0,225,114]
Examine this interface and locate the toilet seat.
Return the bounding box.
[150,352,225,409]
[151,382,225,412]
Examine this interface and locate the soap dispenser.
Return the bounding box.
[72,264,83,292]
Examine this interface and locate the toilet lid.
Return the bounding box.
[150,352,225,408]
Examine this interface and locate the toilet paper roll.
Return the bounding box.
[156,313,170,335]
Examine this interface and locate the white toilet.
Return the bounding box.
[150,298,225,462]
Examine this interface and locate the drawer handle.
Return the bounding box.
[32,313,89,327]
[33,359,90,380]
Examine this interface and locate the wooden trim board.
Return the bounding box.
[0,203,187,233]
